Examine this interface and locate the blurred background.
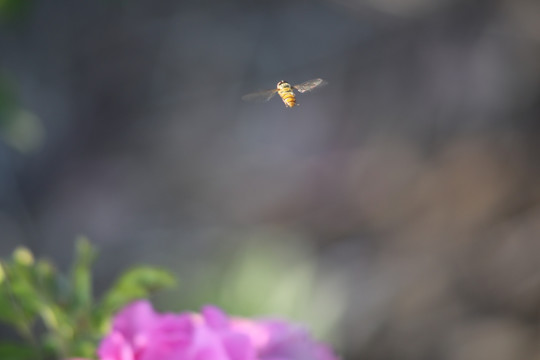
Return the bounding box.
[2,0,540,359]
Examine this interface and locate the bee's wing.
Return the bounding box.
[293,78,327,93]
[241,89,278,102]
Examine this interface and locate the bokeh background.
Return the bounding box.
[2,0,540,359]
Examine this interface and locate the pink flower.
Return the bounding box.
[97,300,338,360]
[232,318,337,360]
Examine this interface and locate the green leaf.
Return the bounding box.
[103,266,176,308]
[34,259,67,304]
[0,341,37,360]
[0,288,22,325]
[67,337,98,359]
[0,260,40,329]
[96,266,176,327]
[39,302,76,338]
[0,263,19,325]
[71,236,96,310]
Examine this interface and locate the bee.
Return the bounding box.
[242,78,327,108]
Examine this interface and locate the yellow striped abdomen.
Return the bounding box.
[278,88,296,107]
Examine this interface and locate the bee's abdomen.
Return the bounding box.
[278,89,296,107]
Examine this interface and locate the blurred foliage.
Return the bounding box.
[0,238,177,360]
[0,72,44,153]
[172,229,347,342]
[0,0,33,24]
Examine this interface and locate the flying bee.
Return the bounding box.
[242,78,327,108]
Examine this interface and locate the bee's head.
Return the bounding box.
[277,80,290,89]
